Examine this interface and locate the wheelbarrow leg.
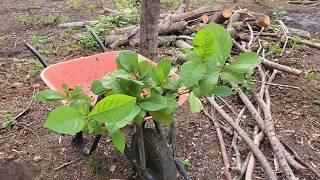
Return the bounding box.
[72,131,85,150]
[88,135,102,155]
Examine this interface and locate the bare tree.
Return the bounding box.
[139,0,160,61]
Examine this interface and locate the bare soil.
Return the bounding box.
[0,0,320,179]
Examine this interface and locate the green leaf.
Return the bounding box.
[106,105,140,135]
[150,59,172,85]
[221,69,244,84]
[138,60,152,79]
[180,61,206,88]
[185,51,202,62]
[91,76,113,95]
[118,78,144,97]
[70,99,90,115]
[226,52,260,73]
[150,110,174,125]
[188,92,203,113]
[62,83,69,97]
[44,106,85,135]
[111,130,126,153]
[212,86,233,97]
[109,69,132,79]
[70,86,83,99]
[162,78,180,91]
[89,94,137,125]
[206,23,232,64]
[196,61,220,96]
[36,90,66,103]
[193,28,216,60]
[116,50,139,73]
[138,93,167,111]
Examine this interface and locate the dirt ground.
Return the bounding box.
[0,0,320,179]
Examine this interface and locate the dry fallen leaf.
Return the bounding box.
[109,164,116,172]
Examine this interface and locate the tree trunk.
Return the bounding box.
[139,0,160,61]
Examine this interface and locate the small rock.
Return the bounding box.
[33,155,42,162]
[109,164,116,172]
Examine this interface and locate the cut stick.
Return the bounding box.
[130,36,177,47]
[231,107,246,172]
[288,27,311,39]
[109,26,140,49]
[203,110,233,135]
[289,36,320,49]
[254,94,296,180]
[245,127,264,180]
[204,109,232,180]
[207,97,277,180]
[232,40,303,76]
[257,15,271,28]
[231,83,305,171]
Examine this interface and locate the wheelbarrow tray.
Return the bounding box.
[40,51,188,105]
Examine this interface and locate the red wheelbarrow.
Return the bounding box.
[24,30,190,180]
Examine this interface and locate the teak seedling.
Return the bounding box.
[37,23,260,153]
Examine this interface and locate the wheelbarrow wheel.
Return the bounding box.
[131,128,176,180]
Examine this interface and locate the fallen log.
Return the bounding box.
[175,39,193,49]
[159,21,188,35]
[170,6,217,22]
[58,20,97,28]
[130,36,177,47]
[289,36,320,49]
[288,27,311,39]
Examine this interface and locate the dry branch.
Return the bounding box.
[207,97,277,180]
[170,6,217,22]
[58,21,97,28]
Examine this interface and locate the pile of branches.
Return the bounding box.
[105,3,320,180]
[59,2,320,179]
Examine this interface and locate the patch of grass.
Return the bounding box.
[273,7,286,19]
[80,14,138,50]
[16,15,29,25]
[160,0,180,11]
[40,15,59,25]
[70,0,85,10]
[116,0,140,14]
[269,43,282,56]
[182,159,191,171]
[89,3,97,12]
[0,111,16,131]
[30,35,56,57]
[254,0,262,4]
[314,97,320,106]
[306,69,319,81]
[87,154,104,174]
[290,36,308,52]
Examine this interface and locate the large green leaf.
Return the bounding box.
[150,59,172,85]
[106,105,140,135]
[226,52,260,73]
[180,61,206,88]
[196,61,220,96]
[36,90,66,103]
[118,77,144,97]
[185,51,202,62]
[111,130,126,153]
[220,69,244,84]
[89,94,137,125]
[206,23,233,64]
[138,93,167,111]
[212,86,233,97]
[109,69,132,79]
[134,109,146,125]
[44,106,85,135]
[162,78,180,91]
[193,28,216,60]
[70,86,83,99]
[188,92,203,113]
[138,60,152,79]
[116,50,139,73]
[151,110,174,125]
[91,76,113,95]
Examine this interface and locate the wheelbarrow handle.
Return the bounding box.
[23,42,48,68]
[89,29,107,52]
